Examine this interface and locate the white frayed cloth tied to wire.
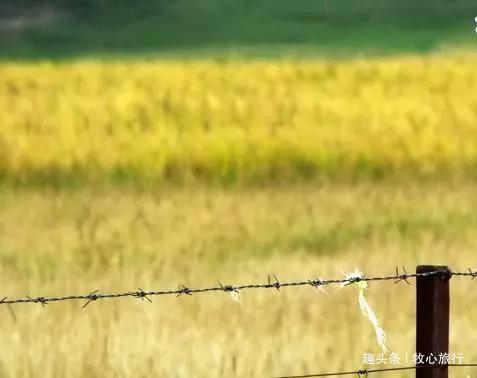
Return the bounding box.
[341,270,388,353]
[230,290,240,303]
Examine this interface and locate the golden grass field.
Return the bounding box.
[0,183,477,377]
[1,52,477,377]
[0,52,477,184]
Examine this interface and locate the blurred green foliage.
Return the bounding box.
[0,0,475,59]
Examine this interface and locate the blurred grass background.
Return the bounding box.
[1,54,477,186]
[1,1,477,377]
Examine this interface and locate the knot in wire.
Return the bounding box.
[357,369,368,377]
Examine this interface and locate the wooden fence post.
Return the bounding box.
[416,265,451,378]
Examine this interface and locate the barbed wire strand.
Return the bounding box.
[0,267,475,307]
[275,363,477,378]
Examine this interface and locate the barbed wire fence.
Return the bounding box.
[1,267,476,307]
[2,266,477,377]
[276,364,477,378]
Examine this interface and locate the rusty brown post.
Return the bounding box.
[416,265,451,378]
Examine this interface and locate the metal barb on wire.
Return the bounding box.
[451,268,477,279]
[35,297,47,307]
[394,266,411,285]
[134,288,152,302]
[468,268,477,280]
[177,285,192,297]
[268,274,281,291]
[308,278,323,289]
[219,283,238,293]
[0,268,476,307]
[344,275,364,286]
[82,290,100,308]
[26,295,47,307]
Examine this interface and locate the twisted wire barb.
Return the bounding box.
[275,363,477,378]
[0,268,475,307]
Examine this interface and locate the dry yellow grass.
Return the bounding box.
[0,183,476,377]
[1,53,477,184]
